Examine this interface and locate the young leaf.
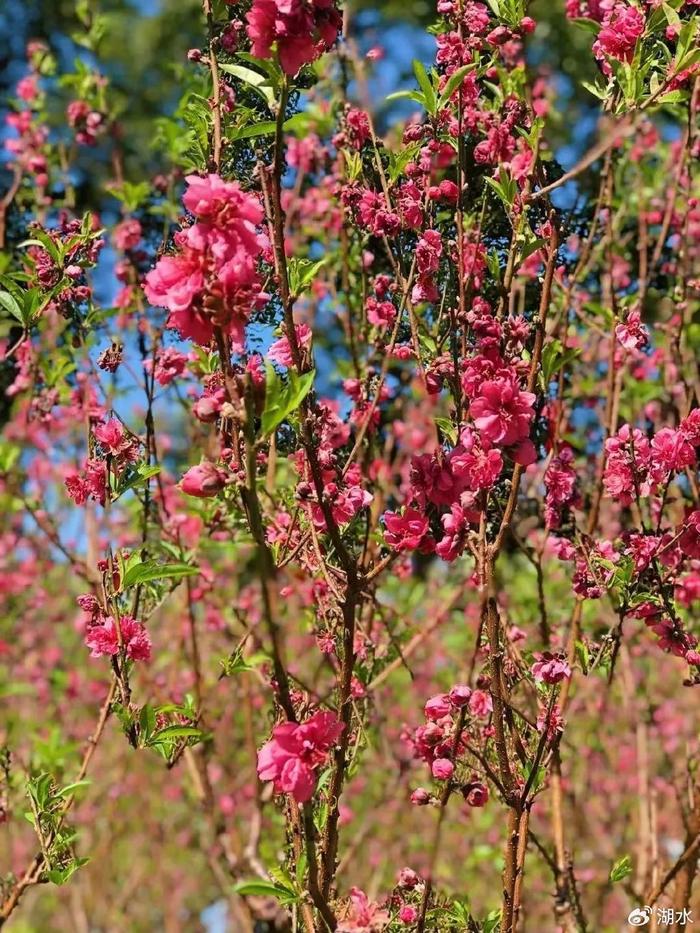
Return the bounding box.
[609,854,633,883]
[261,365,315,437]
[413,60,437,115]
[0,291,25,325]
[233,879,299,906]
[229,121,276,141]
[288,257,327,297]
[122,560,199,589]
[437,62,476,109]
[218,63,275,106]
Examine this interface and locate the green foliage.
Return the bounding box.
[609,854,633,883]
[119,557,199,590]
[261,363,315,437]
[25,773,90,886]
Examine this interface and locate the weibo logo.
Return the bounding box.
[628,906,653,926]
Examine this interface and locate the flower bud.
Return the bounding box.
[397,867,419,889]
[449,683,472,708]
[180,462,227,498]
[431,758,454,781]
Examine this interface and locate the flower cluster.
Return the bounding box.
[144,173,266,347]
[246,0,342,75]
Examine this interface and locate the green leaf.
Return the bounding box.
[0,291,25,325]
[575,640,590,675]
[581,80,608,101]
[56,780,91,799]
[0,441,21,474]
[146,725,203,743]
[483,170,517,210]
[112,464,161,500]
[233,879,299,906]
[122,560,199,589]
[434,416,457,446]
[609,854,633,883]
[109,181,151,212]
[20,228,63,264]
[387,143,421,184]
[413,60,437,115]
[288,257,327,297]
[46,858,90,886]
[220,648,267,677]
[483,908,502,933]
[571,16,601,35]
[385,89,426,106]
[541,339,581,385]
[218,63,275,106]
[229,121,276,141]
[261,364,315,437]
[657,90,688,105]
[437,63,476,109]
[519,236,546,263]
[139,704,157,741]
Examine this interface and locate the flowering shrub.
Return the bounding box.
[2,0,700,930]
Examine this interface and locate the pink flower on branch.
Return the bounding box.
[469,374,536,448]
[246,0,342,76]
[85,616,151,662]
[257,710,344,803]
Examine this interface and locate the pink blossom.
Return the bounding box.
[16,75,39,102]
[257,711,343,803]
[113,218,142,251]
[449,684,472,708]
[679,511,700,559]
[182,173,263,226]
[424,693,452,720]
[337,887,389,932]
[144,174,265,347]
[603,424,652,505]
[593,3,645,64]
[148,348,190,387]
[397,867,420,889]
[246,0,342,76]
[85,616,151,661]
[383,508,429,551]
[615,309,648,351]
[94,419,138,459]
[469,689,493,718]
[410,787,431,805]
[531,652,571,684]
[193,391,225,423]
[470,375,536,447]
[435,502,472,562]
[650,428,696,481]
[267,323,313,367]
[366,297,396,328]
[346,108,371,148]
